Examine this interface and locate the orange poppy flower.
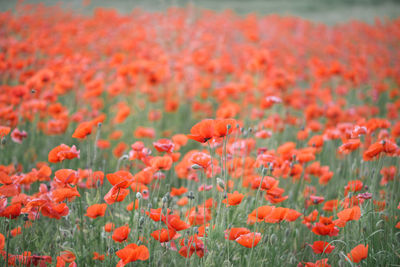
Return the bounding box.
[48,144,80,163]
[116,243,149,266]
[214,118,237,138]
[235,232,262,248]
[162,214,190,231]
[336,205,361,225]
[222,191,244,207]
[51,187,81,202]
[104,222,115,232]
[85,203,107,219]
[170,186,188,197]
[224,227,251,240]
[72,121,93,139]
[187,119,215,143]
[309,241,335,254]
[302,258,331,267]
[104,186,129,205]
[0,233,4,250]
[264,207,302,223]
[347,244,368,263]
[60,251,76,263]
[151,228,176,243]
[93,252,105,261]
[150,156,173,171]
[177,196,189,206]
[112,225,131,243]
[0,126,11,138]
[11,226,22,237]
[153,138,175,153]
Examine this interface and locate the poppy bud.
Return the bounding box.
[136,192,142,200]
[162,196,168,204]
[270,234,277,245]
[1,138,6,145]
[217,178,225,189]
[139,217,145,227]
[191,164,202,169]
[188,191,195,199]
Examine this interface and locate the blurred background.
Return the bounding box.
[1,0,400,24]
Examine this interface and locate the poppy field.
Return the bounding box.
[0,2,400,266]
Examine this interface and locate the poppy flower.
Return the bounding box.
[302,258,331,267]
[54,169,79,185]
[104,222,115,232]
[264,207,302,223]
[48,144,80,163]
[104,186,129,205]
[10,128,28,143]
[116,243,149,266]
[153,138,175,153]
[60,251,76,263]
[335,205,361,226]
[187,119,215,143]
[112,225,131,243]
[309,241,335,254]
[11,226,22,237]
[214,118,237,138]
[347,244,368,263]
[222,191,244,206]
[170,186,188,197]
[72,121,93,139]
[146,208,171,222]
[0,233,4,250]
[224,227,251,240]
[93,252,105,261]
[51,187,81,202]
[162,214,190,231]
[247,205,274,224]
[85,203,107,219]
[151,228,177,242]
[126,199,139,211]
[0,126,11,138]
[150,156,173,171]
[235,232,262,248]
[177,197,189,206]
[106,171,134,187]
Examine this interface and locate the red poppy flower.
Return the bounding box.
[309,241,335,254]
[347,244,368,263]
[85,203,107,219]
[48,144,80,163]
[72,121,93,139]
[112,225,131,243]
[187,119,215,143]
[235,232,262,248]
[116,243,149,266]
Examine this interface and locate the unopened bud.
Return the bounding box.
[217,178,225,189]
[188,191,195,200]
[191,164,202,170]
[136,192,142,200]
